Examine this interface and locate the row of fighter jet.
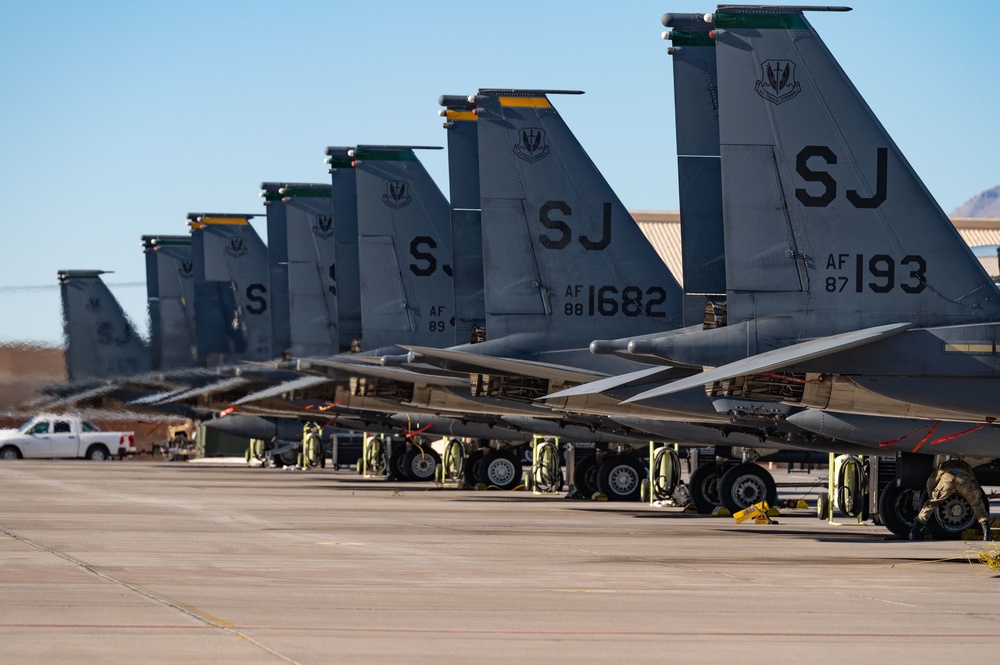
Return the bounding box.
[49,6,998,539]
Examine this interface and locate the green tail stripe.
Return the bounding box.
[715,11,808,31]
[353,148,416,162]
[670,30,715,47]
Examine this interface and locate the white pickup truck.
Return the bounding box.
[0,415,136,460]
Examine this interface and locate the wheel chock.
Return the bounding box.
[711,506,731,517]
[683,505,699,514]
[766,506,782,517]
[591,492,608,502]
[474,482,488,491]
[733,501,776,524]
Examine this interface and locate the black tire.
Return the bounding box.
[925,488,989,540]
[596,454,644,501]
[688,463,722,514]
[573,454,599,497]
[403,446,440,482]
[389,445,409,480]
[816,492,830,520]
[478,449,522,491]
[276,448,299,467]
[86,445,111,461]
[877,481,922,538]
[463,449,485,486]
[718,463,777,514]
[0,446,21,460]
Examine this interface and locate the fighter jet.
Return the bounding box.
[57,269,150,382]
[555,6,1000,534]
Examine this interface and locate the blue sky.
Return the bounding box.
[2,1,999,346]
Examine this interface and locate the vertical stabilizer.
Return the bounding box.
[188,214,272,362]
[325,148,363,352]
[261,183,339,357]
[664,13,726,325]
[475,89,683,348]
[59,270,150,381]
[142,235,197,370]
[440,95,487,343]
[713,6,1000,333]
[353,145,457,351]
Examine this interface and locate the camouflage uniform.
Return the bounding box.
[914,459,989,534]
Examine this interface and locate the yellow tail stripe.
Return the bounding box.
[445,110,477,121]
[200,217,249,225]
[498,96,551,108]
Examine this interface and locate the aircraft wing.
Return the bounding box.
[298,356,472,388]
[622,322,914,404]
[145,376,252,405]
[35,382,121,409]
[542,365,694,400]
[231,375,334,406]
[401,345,609,383]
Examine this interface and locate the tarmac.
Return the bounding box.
[1,460,998,664]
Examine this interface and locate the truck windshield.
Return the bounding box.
[17,420,50,434]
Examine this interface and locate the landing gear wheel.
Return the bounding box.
[572,454,599,497]
[688,463,722,514]
[390,446,409,480]
[718,463,777,514]
[596,454,644,501]
[478,449,522,491]
[877,482,922,538]
[463,449,485,486]
[276,448,299,467]
[403,446,440,482]
[816,492,830,520]
[926,489,989,540]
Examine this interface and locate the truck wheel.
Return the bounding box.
[0,446,21,460]
[86,445,111,461]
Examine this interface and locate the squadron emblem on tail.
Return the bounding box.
[514,128,550,163]
[755,60,801,104]
[382,180,412,210]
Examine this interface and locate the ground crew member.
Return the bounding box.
[910,458,992,541]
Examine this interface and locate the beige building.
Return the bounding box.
[634,213,1000,284]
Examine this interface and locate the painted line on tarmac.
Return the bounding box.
[5,623,999,639]
[1,526,303,665]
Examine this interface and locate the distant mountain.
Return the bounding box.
[951,185,1000,218]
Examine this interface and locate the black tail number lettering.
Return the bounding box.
[409,237,438,276]
[796,146,887,209]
